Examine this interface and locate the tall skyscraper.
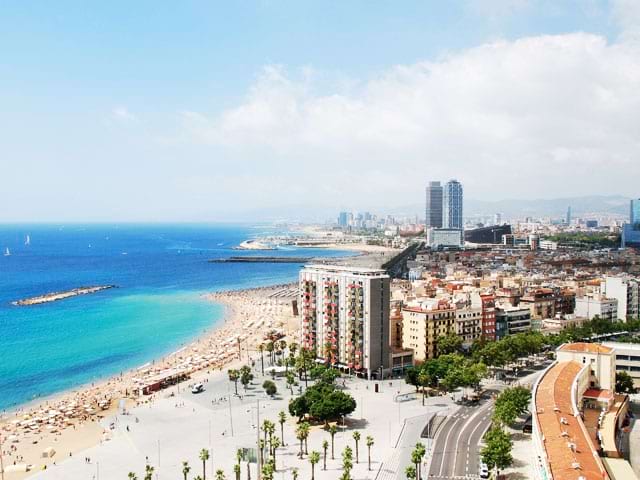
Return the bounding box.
[338,211,348,227]
[425,181,443,228]
[631,199,640,228]
[299,264,390,378]
[443,179,463,229]
[566,206,572,225]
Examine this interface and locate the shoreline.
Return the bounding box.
[0,244,394,477]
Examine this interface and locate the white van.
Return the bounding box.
[191,383,205,394]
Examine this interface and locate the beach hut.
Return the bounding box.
[41,447,56,458]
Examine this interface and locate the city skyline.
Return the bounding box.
[2,1,640,221]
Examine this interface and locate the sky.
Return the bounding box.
[1,0,639,222]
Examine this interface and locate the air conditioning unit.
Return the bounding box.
[572,462,581,470]
[568,442,576,452]
[554,406,561,412]
[561,431,569,437]
[561,417,569,425]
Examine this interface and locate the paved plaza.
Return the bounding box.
[29,361,453,480]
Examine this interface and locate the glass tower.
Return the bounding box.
[443,179,464,229]
[425,182,443,228]
[631,199,640,229]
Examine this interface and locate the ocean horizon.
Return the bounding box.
[0,223,349,411]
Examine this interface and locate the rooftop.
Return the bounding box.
[535,361,609,480]
[302,264,388,276]
[558,342,614,354]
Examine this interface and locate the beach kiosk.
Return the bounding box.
[41,447,55,458]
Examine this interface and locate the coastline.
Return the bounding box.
[0,243,395,477]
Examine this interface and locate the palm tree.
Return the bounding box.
[195,477,204,480]
[328,424,338,459]
[271,436,281,466]
[295,426,305,458]
[366,436,374,471]
[322,440,329,470]
[215,469,226,480]
[234,464,241,480]
[411,442,425,480]
[144,465,154,480]
[278,411,286,445]
[265,341,274,365]
[300,422,310,455]
[258,439,265,465]
[228,369,240,395]
[309,451,320,480]
[291,468,299,480]
[352,431,361,463]
[416,442,425,480]
[342,446,353,476]
[199,448,210,480]
[405,465,416,480]
[128,474,137,480]
[258,344,265,375]
[183,461,192,480]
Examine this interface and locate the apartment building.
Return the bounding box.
[299,264,390,379]
[575,295,618,321]
[455,306,483,345]
[519,288,556,320]
[401,299,456,362]
[495,305,532,339]
[604,276,640,321]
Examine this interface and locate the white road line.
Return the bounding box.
[439,415,465,477]
[431,414,456,477]
[451,404,492,477]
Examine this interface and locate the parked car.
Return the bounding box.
[191,383,205,394]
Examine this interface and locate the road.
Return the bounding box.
[427,398,494,479]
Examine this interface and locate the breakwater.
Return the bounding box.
[12,285,117,306]
[209,256,315,264]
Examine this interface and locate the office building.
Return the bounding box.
[426,228,463,249]
[495,305,531,339]
[604,341,640,388]
[443,179,463,229]
[566,206,572,225]
[425,181,443,228]
[299,264,390,378]
[338,211,349,227]
[623,199,640,248]
[464,224,511,244]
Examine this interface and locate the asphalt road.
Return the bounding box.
[427,398,494,479]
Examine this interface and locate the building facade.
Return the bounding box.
[443,179,463,229]
[426,228,463,249]
[425,181,443,229]
[575,295,618,321]
[604,276,640,321]
[495,305,531,339]
[299,264,390,378]
[401,299,456,362]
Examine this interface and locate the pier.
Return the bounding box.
[209,256,316,264]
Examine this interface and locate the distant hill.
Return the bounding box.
[465,195,631,218]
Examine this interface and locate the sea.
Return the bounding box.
[0,224,349,412]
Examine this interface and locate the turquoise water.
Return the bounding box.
[0,224,348,410]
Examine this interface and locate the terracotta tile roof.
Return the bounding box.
[583,389,613,401]
[558,342,614,354]
[535,361,609,480]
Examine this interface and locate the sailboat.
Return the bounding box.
[25,235,31,246]
[4,247,10,257]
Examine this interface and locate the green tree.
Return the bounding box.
[291,467,299,480]
[481,427,513,471]
[296,425,305,458]
[405,465,416,480]
[493,386,532,426]
[404,366,421,392]
[228,369,240,395]
[616,371,637,393]
[144,465,154,480]
[240,365,253,391]
[215,469,226,480]
[300,421,310,455]
[436,334,463,355]
[182,461,191,480]
[366,435,374,471]
[199,448,210,480]
[342,446,353,475]
[309,451,320,480]
[417,370,430,406]
[263,380,277,396]
[128,473,137,480]
[322,440,329,470]
[271,436,281,466]
[352,431,361,463]
[286,371,296,394]
[411,443,425,480]
[233,464,241,480]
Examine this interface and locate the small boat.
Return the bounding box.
[25,235,31,246]
[4,247,10,257]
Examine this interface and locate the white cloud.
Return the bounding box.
[180,31,640,205]
[111,106,138,123]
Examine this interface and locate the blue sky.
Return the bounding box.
[1,1,638,221]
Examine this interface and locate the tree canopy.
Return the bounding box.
[288,381,356,423]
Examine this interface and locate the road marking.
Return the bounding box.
[430,414,457,477]
[439,415,465,477]
[451,403,493,478]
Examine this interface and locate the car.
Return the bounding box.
[479,462,489,479]
[191,383,205,394]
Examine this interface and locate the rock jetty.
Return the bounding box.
[12,285,116,306]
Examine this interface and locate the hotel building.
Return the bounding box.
[299,264,390,379]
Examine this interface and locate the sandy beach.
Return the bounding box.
[0,244,396,478]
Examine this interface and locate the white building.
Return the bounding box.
[603,341,640,387]
[426,228,463,248]
[575,295,618,321]
[555,342,616,391]
[604,276,640,321]
[539,240,558,250]
[299,264,390,379]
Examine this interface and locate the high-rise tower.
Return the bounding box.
[425,181,443,228]
[443,179,463,229]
